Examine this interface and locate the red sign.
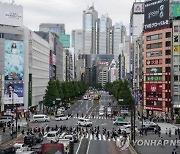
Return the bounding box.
[146,83,162,93]
[144,106,162,111]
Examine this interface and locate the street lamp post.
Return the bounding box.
[9,87,18,137]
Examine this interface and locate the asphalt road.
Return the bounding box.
[3,91,132,154]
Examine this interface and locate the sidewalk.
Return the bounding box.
[0,118,28,146]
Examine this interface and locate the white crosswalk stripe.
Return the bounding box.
[72,116,112,120]
[76,133,122,142]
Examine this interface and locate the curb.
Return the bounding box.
[0,133,23,147]
[129,144,138,154]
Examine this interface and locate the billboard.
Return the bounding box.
[59,34,70,48]
[0,2,23,27]
[146,59,162,65]
[146,83,162,93]
[4,83,23,104]
[144,0,170,31]
[4,40,24,80]
[174,45,180,52]
[133,3,144,13]
[173,3,180,17]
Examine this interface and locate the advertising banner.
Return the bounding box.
[144,0,170,31]
[146,59,162,65]
[146,83,162,93]
[4,40,24,80]
[49,32,54,51]
[173,3,180,17]
[174,45,180,52]
[133,3,144,13]
[59,34,70,48]
[4,83,23,104]
[146,75,162,81]
[0,3,23,27]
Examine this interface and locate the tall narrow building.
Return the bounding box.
[83,5,98,54]
[113,22,126,61]
[97,14,112,54]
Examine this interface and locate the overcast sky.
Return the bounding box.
[2,0,139,34]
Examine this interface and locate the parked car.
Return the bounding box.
[55,114,69,121]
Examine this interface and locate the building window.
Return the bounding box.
[146,51,162,57]
[146,34,162,41]
[166,67,171,72]
[165,41,171,47]
[174,85,179,92]
[174,95,179,102]
[165,58,171,64]
[174,26,179,32]
[146,42,162,49]
[174,55,179,63]
[165,50,171,55]
[174,75,178,82]
[174,36,179,42]
[174,65,178,72]
[166,32,171,38]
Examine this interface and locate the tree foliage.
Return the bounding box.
[44,80,88,107]
[104,80,133,105]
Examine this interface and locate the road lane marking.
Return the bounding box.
[103,135,106,141]
[75,137,82,154]
[86,139,91,154]
[98,134,101,140]
[90,134,93,140]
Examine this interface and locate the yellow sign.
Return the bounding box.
[174,45,180,52]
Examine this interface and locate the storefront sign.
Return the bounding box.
[146,76,162,81]
[146,59,162,65]
[146,83,162,93]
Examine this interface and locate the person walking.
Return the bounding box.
[165,128,168,135]
[172,149,177,154]
[169,128,172,137]
[160,136,164,146]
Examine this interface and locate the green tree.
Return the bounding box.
[44,79,59,107]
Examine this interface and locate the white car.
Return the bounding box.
[77,118,92,127]
[120,125,138,134]
[55,114,69,121]
[46,131,59,142]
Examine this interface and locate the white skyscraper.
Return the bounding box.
[83,5,98,54]
[113,22,126,61]
[97,14,112,54]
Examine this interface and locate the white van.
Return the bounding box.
[0,116,14,123]
[46,131,59,142]
[32,114,50,122]
[120,124,138,134]
[77,118,92,127]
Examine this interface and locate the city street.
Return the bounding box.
[1,91,132,154]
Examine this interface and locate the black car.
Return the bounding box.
[0,146,16,154]
[33,133,43,143]
[24,135,37,146]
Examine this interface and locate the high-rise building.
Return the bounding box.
[171,3,180,114]
[130,1,144,88]
[71,29,83,80]
[143,0,172,116]
[113,22,126,61]
[39,23,65,34]
[83,5,98,54]
[97,14,112,54]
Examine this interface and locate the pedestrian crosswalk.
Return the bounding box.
[78,133,122,141]
[72,116,113,120]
